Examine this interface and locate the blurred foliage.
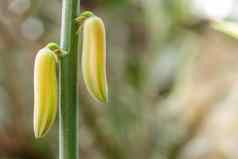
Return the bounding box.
[1,0,238,159]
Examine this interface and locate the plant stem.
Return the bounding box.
[59,0,80,159]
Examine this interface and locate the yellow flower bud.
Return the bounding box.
[82,16,108,103]
[34,46,58,138]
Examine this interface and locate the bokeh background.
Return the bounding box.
[1,0,238,159]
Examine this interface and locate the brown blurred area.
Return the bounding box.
[1,0,238,159]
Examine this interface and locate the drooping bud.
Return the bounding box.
[81,16,108,103]
[34,44,59,138]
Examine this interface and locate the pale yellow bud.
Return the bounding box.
[82,16,108,103]
[34,47,58,138]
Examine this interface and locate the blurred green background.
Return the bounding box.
[1,0,238,159]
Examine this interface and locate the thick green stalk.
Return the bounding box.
[59,0,80,159]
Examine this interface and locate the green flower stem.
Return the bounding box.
[59,0,80,159]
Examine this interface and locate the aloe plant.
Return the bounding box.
[33,0,110,158]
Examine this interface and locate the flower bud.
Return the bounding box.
[34,46,58,138]
[82,16,108,103]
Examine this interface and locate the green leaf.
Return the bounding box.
[211,21,238,39]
